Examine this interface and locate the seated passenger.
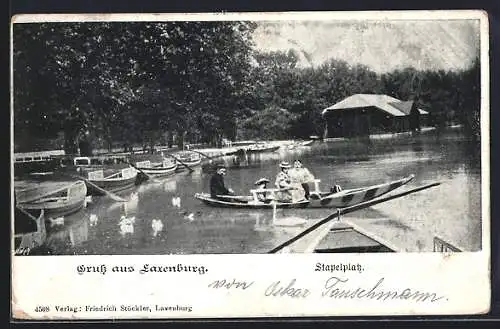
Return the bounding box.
[209,164,234,199]
[254,178,271,202]
[275,161,293,202]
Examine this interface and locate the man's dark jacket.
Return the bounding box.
[210,173,230,198]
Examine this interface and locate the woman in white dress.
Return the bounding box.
[288,160,315,200]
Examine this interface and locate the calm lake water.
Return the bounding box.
[33,131,482,254]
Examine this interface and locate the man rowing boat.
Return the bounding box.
[210,164,234,200]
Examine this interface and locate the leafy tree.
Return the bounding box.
[13,21,257,152]
[12,22,481,151]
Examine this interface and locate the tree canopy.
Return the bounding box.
[12,22,480,153]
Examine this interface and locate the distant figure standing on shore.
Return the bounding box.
[409,99,421,133]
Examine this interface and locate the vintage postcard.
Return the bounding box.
[11,10,490,319]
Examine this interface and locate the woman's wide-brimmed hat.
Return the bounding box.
[254,178,270,185]
[280,161,291,169]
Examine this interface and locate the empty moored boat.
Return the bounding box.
[15,180,88,218]
[173,151,202,171]
[134,159,177,177]
[85,167,138,194]
[246,143,281,153]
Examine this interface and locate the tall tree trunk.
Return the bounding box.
[167,131,173,148]
[176,130,185,150]
[63,122,79,155]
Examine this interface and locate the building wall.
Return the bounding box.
[323,106,424,138]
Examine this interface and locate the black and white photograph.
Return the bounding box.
[11,13,486,256]
[10,10,491,320]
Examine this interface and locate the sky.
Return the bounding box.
[251,20,480,73]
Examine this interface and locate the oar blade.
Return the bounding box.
[127,161,160,183]
[165,153,194,172]
[59,172,128,203]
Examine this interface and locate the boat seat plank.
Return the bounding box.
[16,184,71,204]
[135,161,151,168]
[104,172,121,179]
[88,170,105,180]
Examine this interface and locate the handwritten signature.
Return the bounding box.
[208,277,446,303]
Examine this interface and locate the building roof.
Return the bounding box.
[322,94,428,117]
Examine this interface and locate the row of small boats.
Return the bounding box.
[15,151,203,205]
[225,141,313,156]
[13,151,204,254]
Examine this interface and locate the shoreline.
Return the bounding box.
[13,125,473,161]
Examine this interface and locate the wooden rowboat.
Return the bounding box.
[263,180,458,254]
[308,174,415,208]
[195,191,310,209]
[300,140,314,147]
[14,207,46,255]
[134,160,177,177]
[174,152,202,172]
[195,175,414,209]
[283,220,399,253]
[280,220,463,253]
[85,167,138,194]
[16,180,87,218]
[246,143,281,153]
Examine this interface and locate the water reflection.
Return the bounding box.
[46,214,90,248]
[202,152,288,173]
[107,191,139,216]
[253,213,271,231]
[47,216,65,227]
[163,180,177,192]
[38,135,481,254]
[124,191,139,216]
[252,209,308,231]
[69,218,89,246]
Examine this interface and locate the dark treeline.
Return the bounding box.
[13,22,480,153]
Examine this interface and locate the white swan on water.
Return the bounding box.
[184,213,195,221]
[151,219,164,237]
[118,216,135,235]
[171,196,181,208]
[89,214,98,226]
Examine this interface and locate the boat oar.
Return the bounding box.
[268,182,441,254]
[16,206,39,221]
[163,153,195,173]
[80,176,128,202]
[15,184,75,204]
[189,149,214,160]
[57,172,127,203]
[126,161,160,183]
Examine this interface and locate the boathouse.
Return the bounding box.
[321,94,428,138]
